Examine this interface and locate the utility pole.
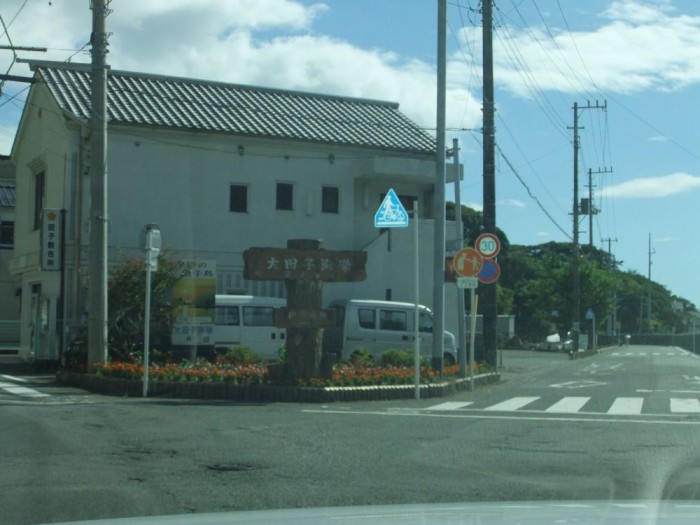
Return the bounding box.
[569,101,606,353]
[432,0,447,374]
[87,0,110,371]
[481,0,497,367]
[602,237,618,341]
[647,233,654,332]
[451,138,467,376]
[584,167,612,247]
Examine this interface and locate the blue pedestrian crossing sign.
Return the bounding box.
[374,188,409,228]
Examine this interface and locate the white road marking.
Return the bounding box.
[0,381,49,398]
[423,401,474,411]
[0,374,28,383]
[545,396,591,413]
[607,397,644,415]
[483,396,539,411]
[670,398,700,413]
[303,408,700,426]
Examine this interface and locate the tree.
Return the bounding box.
[107,252,184,362]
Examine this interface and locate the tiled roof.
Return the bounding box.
[36,66,436,155]
[0,184,15,207]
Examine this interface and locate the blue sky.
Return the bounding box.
[1,0,699,309]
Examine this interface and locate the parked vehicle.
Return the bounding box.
[172,295,286,359]
[322,299,458,364]
[531,333,563,352]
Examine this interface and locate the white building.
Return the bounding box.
[0,156,20,325]
[9,61,458,362]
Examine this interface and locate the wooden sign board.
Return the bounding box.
[243,248,366,282]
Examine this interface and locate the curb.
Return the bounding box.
[56,370,500,402]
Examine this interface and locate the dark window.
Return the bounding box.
[229,184,248,213]
[322,186,339,214]
[0,221,14,247]
[243,306,275,326]
[419,312,433,333]
[276,182,293,211]
[358,308,375,329]
[215,306,240,326]
[34,171,45,230]
[379,309,407,331]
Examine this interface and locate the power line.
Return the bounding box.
[496,143,571,240]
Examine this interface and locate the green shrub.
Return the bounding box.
[350,348,373,366]
[224,346,260,364]
[379,348,427,368]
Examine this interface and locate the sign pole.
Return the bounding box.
[413,207,420,399]
[141,225,161,398]
[143,259,152,397]
[469,292,478,390]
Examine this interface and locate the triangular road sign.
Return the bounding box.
[374,188,409,228]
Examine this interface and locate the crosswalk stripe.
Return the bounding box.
[607,397,644,415]
[0,381,49,398]
[545,396,591,413]
[424,401,474,411]
[484,396,539,411]
[670,398,700,413]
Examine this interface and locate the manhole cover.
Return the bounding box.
[207,462,255,472]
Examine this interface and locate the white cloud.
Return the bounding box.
[458,0,700,97]
[499,198,525,208]
[0,0,479,135]
[600,172,700,198]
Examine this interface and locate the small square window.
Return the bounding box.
[0,221,14,247]
[229,184,248,213]
[322,186,339,214]
[276,182,293,211]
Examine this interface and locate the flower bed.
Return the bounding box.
[56,360,498,402]
[94,360,481,387]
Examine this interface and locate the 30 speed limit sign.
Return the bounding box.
[475,233,500,258]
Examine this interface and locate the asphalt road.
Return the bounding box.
[3,345,700,525]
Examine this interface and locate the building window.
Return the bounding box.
[229,184,248,213]
[322,186,339,214]
[0,221,13,248]
[34,171,45,230]
[276,182,294,210]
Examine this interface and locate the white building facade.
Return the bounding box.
[9,62,458,362]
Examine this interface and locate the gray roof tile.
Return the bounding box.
[37,67,436,155]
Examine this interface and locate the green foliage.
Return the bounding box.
[379,348,427,368]
[499,241,696,340]
[350,348,373,366]
[107,251,184,362]
[224,346,260,365]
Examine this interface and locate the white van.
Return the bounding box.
[322,299,458,364]
[171,295,286,359]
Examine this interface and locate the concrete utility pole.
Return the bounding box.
[481,0,498,367]
[602,237,618,340]
[451,138,467,376]
[648,233,654,332]
[570,101,606,353]
[87,0,110,371]
[584,167,612,247]
[432,0,447,374]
